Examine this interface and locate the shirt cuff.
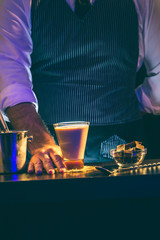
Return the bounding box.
[0,83,38,112]
[135,83,160,115]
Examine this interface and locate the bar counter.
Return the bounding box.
[1,159,160,204]
[1,159,160,238]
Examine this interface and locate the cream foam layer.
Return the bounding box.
[54,124,88,130]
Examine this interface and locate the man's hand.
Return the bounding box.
[6,103,66,175]
[28,144,66,175]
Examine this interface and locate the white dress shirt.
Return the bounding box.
[0,0,160,116]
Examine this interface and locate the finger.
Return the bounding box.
[34,159,43,175]
[31,155,43,175]
[40,153,55,175]
[28,161,35,174]
[49,149,66,173]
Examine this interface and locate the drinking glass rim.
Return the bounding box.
[0,130,28,135]
[53,121,90,127]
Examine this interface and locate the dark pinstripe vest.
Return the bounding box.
[31,0,141,125]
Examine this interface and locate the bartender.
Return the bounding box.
[0,0,160,174]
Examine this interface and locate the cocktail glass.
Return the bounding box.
[54,121,89,170]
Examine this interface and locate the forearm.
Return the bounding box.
[5,103,55,155]
[136,0,160,115]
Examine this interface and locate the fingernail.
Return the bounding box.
[36,170,42,175]
[60,168,66,173]
[48,169,55,175]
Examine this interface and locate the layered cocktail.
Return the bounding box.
[54,121,89,170]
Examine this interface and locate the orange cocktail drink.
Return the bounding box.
[54,121,89,170]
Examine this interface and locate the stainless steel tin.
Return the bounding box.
[0,131,31,173]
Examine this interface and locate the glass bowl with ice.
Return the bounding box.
[110,141,147,168]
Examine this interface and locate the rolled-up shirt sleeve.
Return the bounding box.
[0,0,38,113]
[135,0,160,115]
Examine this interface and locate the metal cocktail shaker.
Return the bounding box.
[0,131,32,173]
